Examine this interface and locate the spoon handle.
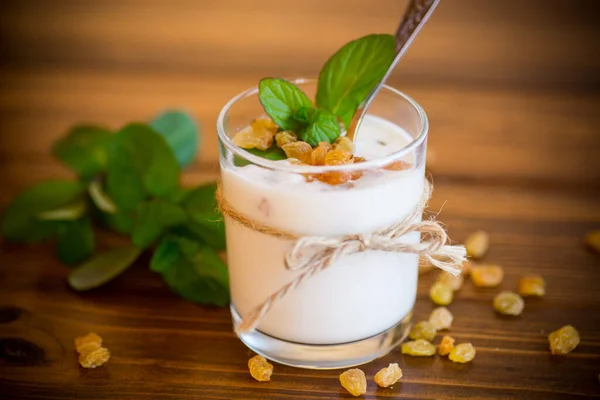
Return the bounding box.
[346,0,440,141]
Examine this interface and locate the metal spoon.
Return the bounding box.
[346,0,440,142]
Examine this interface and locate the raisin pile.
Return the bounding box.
[518,275,546,297]
[448,343,476,363]
[409,321,437,342]
[429,281,454,306]
[74,332,110,368]
[470,264,504,287]
[429,307,453,330]
[548,325,580,355]
[401,339,437,356]
[438,335,456,356]
[248,355,273,382]
[436,272,464,291]
[374,363,403,388]
[339,368,367,396]
[493,291,525,316]
[465,230,490,259]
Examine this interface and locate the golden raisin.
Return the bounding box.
[548,325,580,355]
[465,230,490,259]
[374,363,402,388]
[251,116,279,133]
[77,342,101,355]
[438,335,455,356]
[448,343,476,363]
[310,141,332,165]
[518,275,546,297]
[78,347,110,368]
[332,136,355,153]
[429,307,453,331]
[470,265,504,287]
[383,160,411,171]
[436,272,464,291]
[282,141,312,164]
[325,148,353,165]
[248,355,273,382]
[493,291,525,316]
[75,332,102,354]
[429,282,454,306]
[339,368,367,396]
[409,321,437,342]
[401,339,436,356]
[275,131,297,147]
[586,231,600,253]
[233,125,274,150]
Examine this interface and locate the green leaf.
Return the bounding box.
[258,78,313,131]
[150,110,199,168]
[52,125,113,180]
[56,217,95,266]
[106,123,180,211]
[1,180,84,242]
[101,211,135,234]
[158,241,229,306]
[132,199,188,248]
[298,108,341,146]
[316,34,396,128]
[180,183,226,250]
[68,246,142,291]
[233,146,286,167]
[164,186,192,204]
[88,180,117,214]
[37,199,87,221]
[150,237,181,273]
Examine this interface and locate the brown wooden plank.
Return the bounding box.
[1,177,599,399]
[1,0,599,89]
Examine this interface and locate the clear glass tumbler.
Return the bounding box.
[217,79,428,369]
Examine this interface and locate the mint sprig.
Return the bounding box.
[316,34,396,128]
[255,34,396,150]
[0,110,229,306]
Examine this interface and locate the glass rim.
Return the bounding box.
[216,78,429,173]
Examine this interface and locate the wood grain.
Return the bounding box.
[1,0,600,399]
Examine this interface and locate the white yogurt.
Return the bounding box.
[222,115,425,344]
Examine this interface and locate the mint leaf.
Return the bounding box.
[292,106,315,124]
[132,199,188,248]
[180,183,226,250]
[234,146,286,166]
[151,237,181,273]
[316,34,395,128]
[106,123,180,211]
[155,237,229,306]
[298,108,341,146]
[68,246,142,291]
[150,110,199,168]
[56,217,94,266]
[258,78,312,131]
[1,180,84,242]
[87,180,117,214]
[37,199,87,221]
[52,125,113,180]
[101,211,135,234]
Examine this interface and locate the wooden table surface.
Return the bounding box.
[1,1,599,399]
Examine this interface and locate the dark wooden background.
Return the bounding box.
[1,0,599,399]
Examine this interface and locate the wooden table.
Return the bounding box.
[1,1,599,398]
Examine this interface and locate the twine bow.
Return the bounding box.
[216,180,466,334]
